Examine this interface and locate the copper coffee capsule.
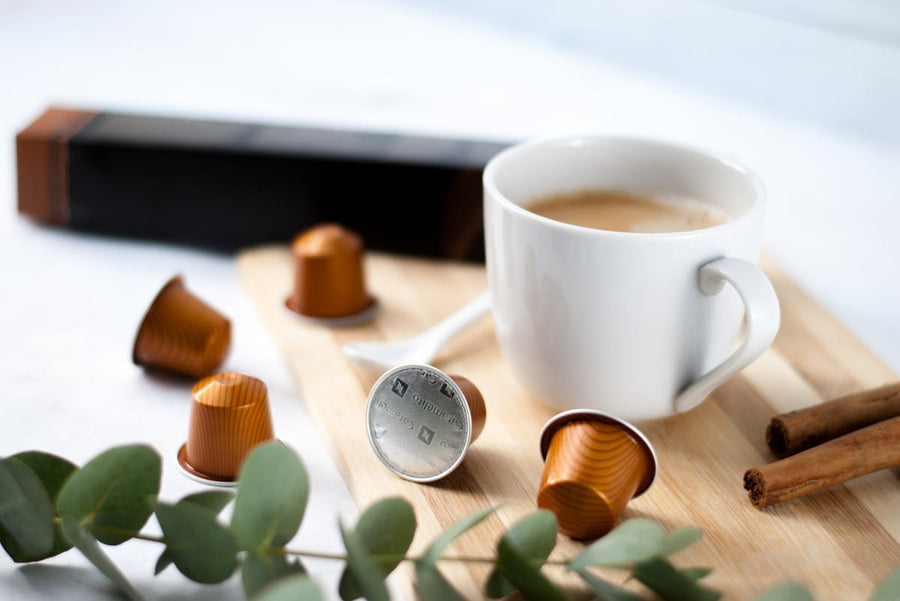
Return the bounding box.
[537,410,657,540]
[177,372,275,485]
[285,223,377,325]
[133,276,231,378]
[366,364,486,482]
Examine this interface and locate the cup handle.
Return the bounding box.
[674,257,781,413]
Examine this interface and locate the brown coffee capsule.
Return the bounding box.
[365,364,486,482]
[449,374,487,443]
[285,223,377,326]
[177,372,275,485]
[537,410,657,540]
[133,276,231,378]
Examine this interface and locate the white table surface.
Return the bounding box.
[2,1,899,599]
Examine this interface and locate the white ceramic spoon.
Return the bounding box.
[342,292,491,374]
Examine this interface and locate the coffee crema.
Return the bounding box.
[526,189,730,233]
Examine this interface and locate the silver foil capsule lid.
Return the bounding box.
[366,364,474,482]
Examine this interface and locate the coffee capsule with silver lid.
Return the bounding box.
[365,364,486,482]
[537,409,657,540]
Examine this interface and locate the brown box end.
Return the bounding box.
[16,107,97,225]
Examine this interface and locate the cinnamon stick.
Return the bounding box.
[766,382,900,458]
[744,415,900,508]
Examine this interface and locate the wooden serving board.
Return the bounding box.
[238,247,900,600]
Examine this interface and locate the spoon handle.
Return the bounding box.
[423,292,491,349]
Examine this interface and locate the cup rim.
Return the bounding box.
[482,134,766,240]
[539,408,658,497]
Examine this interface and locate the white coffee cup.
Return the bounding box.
[483,136,780,421]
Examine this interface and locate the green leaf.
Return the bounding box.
[154,492,234,577]
[56,445,161,545]
[569,519,666,570]
[155,501,237,584]
[231,442,309,550]
[242,550,306,598]
[504,510,559,559]
[7,451,77,560]
[486,510,559,599]
[340,519,389,601]
[486,568,516,599]
[178,490,235,514]
[682,568,714,582]
[576,568,646,601]
[415,563,466,601]
[753,582,814,601]
[872,568,900,601]
[0,457,55,560]
[496,536,570,601]
[658,527,703,557]
[420,506,495,567]
[10,452,77,498]
[61,515,144,601]
[154,550,174,575]
[339,498,416,600]
[251,574,323,601]
[414,506,494,601]
[633,557,721,601]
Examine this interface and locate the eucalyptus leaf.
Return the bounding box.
[576,568,646,601]
[658,527,703,557]
[420,506,495,567]
[178,490,235,514]
[340,519,389,601]
[485,568,516,599]
[569,519,666,570]
[251,574,323,601]
[154,550,174,575]
[414,506,494,601]
[0,457,55,561]
[339,498,416,600]
[496,535,571,601]
[61,514,144,601]
[154,492,234,577]
[633,557,720,601]
[11,452,77,500]
[155,501,237,584]
[56,444,161,545]
[231,442,309,551]
[752,582,814,601]
[486,510,558,599]
[415,562,466,601]
[242,550,306,598]
[872,567,900,601]
[8,451,77,560]
[682,568,714,582]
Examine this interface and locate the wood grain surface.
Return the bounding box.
[238,247,900,600]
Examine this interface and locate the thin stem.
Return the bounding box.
[93,527,166,545]
[279,548,349,561]
[53,518,575,568]
[439,554,570,567]
[276,547,571,568]
[52,517,165,544]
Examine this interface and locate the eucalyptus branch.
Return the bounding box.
[50,516,569,570]
[2,443,898,601]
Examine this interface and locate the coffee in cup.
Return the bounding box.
[527,189,730,233]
